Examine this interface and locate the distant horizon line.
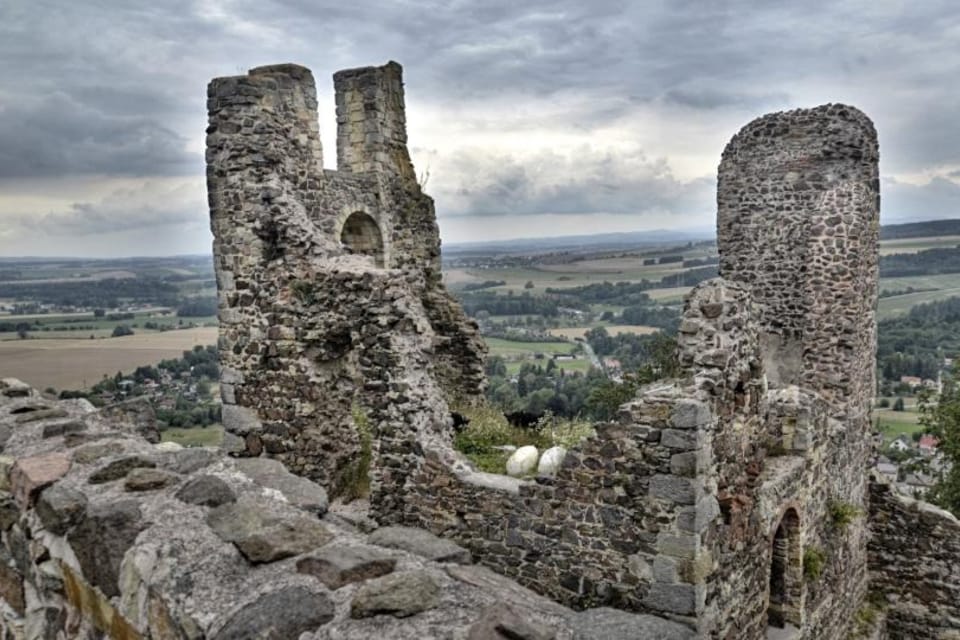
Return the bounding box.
[0,217,955,260]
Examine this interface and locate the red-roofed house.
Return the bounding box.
[919,434,940,456]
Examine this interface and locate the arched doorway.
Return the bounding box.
[768,508,802,633]
[340,212,384,267]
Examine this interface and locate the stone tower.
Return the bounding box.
[206,62,486,494]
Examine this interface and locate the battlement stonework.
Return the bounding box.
[201,62,960,640]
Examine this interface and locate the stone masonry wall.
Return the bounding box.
[703,104,880,639]
[868,478,960,639]
[206,62,485,494]
[0,379,699,640]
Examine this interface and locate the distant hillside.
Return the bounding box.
[880,219,960,240]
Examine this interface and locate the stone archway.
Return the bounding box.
[340,212,385,267]
[768,507,802,632]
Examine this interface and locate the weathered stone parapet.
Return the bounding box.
[868,477,960,639]
[0,379,698,640]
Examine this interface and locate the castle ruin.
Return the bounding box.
[204,62,960,639]
[0,60,957,640]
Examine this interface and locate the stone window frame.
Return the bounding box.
[335,206,390,268]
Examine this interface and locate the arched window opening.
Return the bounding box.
[768,508,802,635]
[340,212,384,267]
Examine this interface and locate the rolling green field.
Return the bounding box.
[162,425,224,447]
[505,358,592,376]
[484,337,578,356]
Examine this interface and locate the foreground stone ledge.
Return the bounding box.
[0,379,696,639]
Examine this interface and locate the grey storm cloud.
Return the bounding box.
[0,92,199,178]
[432,147,714,218]
[0,0,958,254]
[10,180,207,236]
[883,177,960,223]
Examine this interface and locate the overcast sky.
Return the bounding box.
[1,0,958,257]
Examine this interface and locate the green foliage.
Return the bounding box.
[586,378,638,421]
[290,279,317,304]
[849,596,885,639]
[803,546,826,581]
[452,404,593,474]
[877,295,960,381]
[337,404,373,501]
[111,324,134,337]
[828,500,863,532]
[920,363,960,516]
[893,396,905,411]
[176,296,218,317]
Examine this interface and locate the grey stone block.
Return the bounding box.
[670,400,711,429]
[643,583,705,616]
[676,496,721,534]
[661,429,701,450]
[649,474,697,505]
[221,405,261,436]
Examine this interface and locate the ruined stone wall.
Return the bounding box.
[202,64,960,640]
[0,380,701,640]
[206,63,485,493]
[868,479,960,639]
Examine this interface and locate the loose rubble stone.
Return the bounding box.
[506,445,539,477]
[88,455,156,484]
[10,453,70,508]
[124,468,179,492]
[71,441,124,464]
[466,602,557,640]
[537,446,566,476]
[569,607,695,640]
[164,447,218,474]
[41,419,87,439]
[296,543,396,589]
[368,526,471,564]
[211,585,334,639]
[350,570,441,619]
[68,499,145,598]
[0,492,18,530]
[175,474,237,507]
[1,379,31,398]
[0,559,25,615]
[16,407,68,424]
[207,495,333,563]
[235,457,328,514]
[35,484,87,535]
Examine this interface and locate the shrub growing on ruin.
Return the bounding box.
[803,547,826,581]
[336,404,372,502]
[828,500,863,532]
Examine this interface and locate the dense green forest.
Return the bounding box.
[877,296,960,382]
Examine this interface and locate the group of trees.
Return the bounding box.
[877,296,960,381]
[920,364,960,517]
[0,277,180,309]
[481,330,680,422]
[880,247,960,278]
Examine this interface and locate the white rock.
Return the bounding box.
[505,445,539,477]
[154,441,184,452]
[537,446,567,476]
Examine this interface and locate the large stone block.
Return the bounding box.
[649,474,698,505]
[10,453,71,508]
